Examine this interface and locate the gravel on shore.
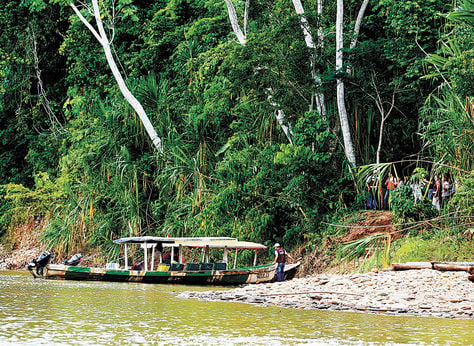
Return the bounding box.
[177,269,474,319]
[0,245,39,271]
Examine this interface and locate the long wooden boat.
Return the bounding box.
[27,236,300,285]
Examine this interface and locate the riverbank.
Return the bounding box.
[178,269,474,320]
[3,245,473,320]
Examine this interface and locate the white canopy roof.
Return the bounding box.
[113,236,267,249]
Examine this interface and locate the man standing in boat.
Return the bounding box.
[273,243,294,282]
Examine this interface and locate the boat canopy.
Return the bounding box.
[113,236,267,250]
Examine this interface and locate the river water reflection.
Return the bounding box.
[1,271,472,345]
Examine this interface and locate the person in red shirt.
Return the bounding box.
[383,173,397,210]
[272,243,294,282]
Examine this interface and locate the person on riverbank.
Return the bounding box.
[432,175,441,211]
[383,173,397,210]
[441,174,452,209]
[273,243,293,282]
[366,171,378,209]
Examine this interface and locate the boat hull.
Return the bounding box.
[29,262,300,285]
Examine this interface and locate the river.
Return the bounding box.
[1,271,472,345]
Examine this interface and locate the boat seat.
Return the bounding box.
[214,262,227,271]
[185,263,200,271]
[170,263,184,271]
[200,263,213,271]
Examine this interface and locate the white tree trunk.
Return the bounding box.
[70,1,163,152]
[317,0,324,51]
[336,0,356,167]
[350,0,370,50]
[372,77,397,164]
[346,0,370,75]
[291,0,326,119]
[224,0,246,45]
[224,0,292,143]
[244,0,250,36]
[267,88,293,144]
[292,0,315,48]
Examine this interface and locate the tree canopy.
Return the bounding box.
[0,0,472,257]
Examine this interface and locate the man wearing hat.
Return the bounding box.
[272,243,294,282]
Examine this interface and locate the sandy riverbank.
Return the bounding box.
[178,269,473,319]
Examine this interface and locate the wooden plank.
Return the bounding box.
[260,291,362,297]
[392,262,433,270]
[431,261,474,266]
[433,263,474,272]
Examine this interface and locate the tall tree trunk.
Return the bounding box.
[244,0,250,36]
[317,0,324,51]
[27,27,64,133]
[346,0,370,75]
[267,88,293,144]
[224,0,293,143]
[371,75,397,164]
[291,0,326,119]
[336,0,356,167]
[224,0,246,45]
[70,1,163,152]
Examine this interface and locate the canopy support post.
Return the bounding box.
[144,242,148,271]
[223,246,228,264]
[234,249,238,269]
[151,244,156,271]
[179,245,183,264]
[171,246,175,268]
[253,249,258,266]
[124,244,128,270]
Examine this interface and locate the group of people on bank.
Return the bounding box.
[365,170,456,211]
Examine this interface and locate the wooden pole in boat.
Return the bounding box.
[179,244,183,264]
[144,243,148,271]
[234,248,238,269]
[253,249,258,266]
[205,245,210,263]
[171,246,175,268]
[223,246,228,264]
[124,243,128,270]
[151,244,156,271]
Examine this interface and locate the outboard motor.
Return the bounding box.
[63,253,83,266]
[27,251,51,277]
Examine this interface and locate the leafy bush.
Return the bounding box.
[448,172,474,217]
[390,185,437,223]
[392,236,473,262]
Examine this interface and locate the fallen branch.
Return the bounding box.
[393,262,433,270]
[433,263,474,272]
[259,291,362,297]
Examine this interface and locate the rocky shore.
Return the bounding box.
[178,269,474,319]
[0,244,40,271]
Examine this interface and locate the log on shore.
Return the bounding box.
[392,262,433,270]
[433,263,474,272]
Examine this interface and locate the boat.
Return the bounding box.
[27,236,300,285]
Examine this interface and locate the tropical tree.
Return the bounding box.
[421,0,474,172]
[68,0,163,151]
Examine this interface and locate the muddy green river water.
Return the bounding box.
[1,271,472,345]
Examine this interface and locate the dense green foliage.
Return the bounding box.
[0,0,472,260]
